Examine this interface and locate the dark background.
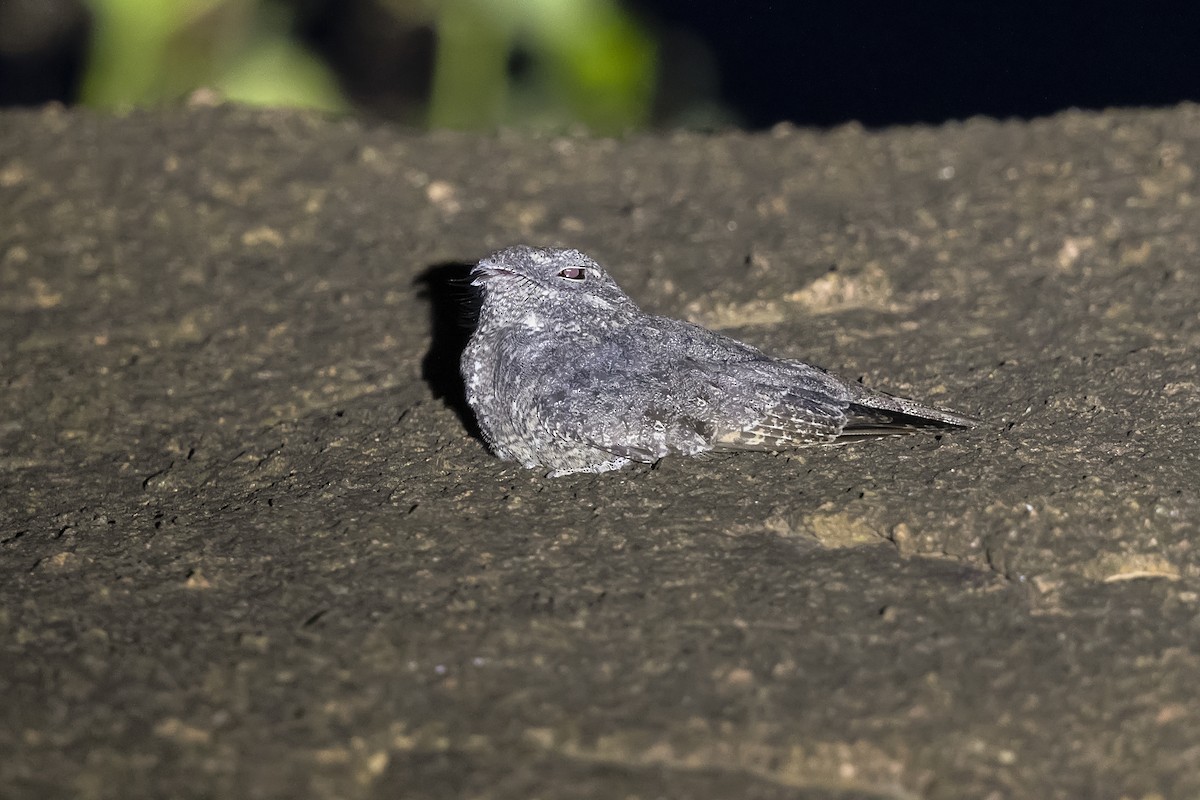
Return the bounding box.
[1,0,1198,128]
[638,1,1200,127]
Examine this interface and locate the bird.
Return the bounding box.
[460,245,978,477]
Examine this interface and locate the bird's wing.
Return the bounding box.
[709,360,978,451]
[526,348,838,461]
[530,375,714,464]
[529,348,750,463]
[531,335,976,461]
[705,360,847,451]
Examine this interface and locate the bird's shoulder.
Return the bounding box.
[601,313,765,363]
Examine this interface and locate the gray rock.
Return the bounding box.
[462,245,976,476]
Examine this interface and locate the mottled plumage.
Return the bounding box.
[461,246,977,476]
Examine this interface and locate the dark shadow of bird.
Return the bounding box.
[414,261,483,440]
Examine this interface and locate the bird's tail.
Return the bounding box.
[840,382,979,438]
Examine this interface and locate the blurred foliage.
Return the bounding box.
[426,0,656,132]
[81,0,348,112]
[79,0,658,132]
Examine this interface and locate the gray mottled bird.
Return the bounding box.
[461,245,977,477]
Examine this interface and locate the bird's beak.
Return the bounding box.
[470,265,521,287]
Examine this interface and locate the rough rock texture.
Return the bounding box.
[2,103,1198,799]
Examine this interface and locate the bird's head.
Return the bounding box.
[471,246,639,325]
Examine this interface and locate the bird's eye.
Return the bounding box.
[558,267,586,281]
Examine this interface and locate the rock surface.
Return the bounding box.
[2,103,1199,799]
